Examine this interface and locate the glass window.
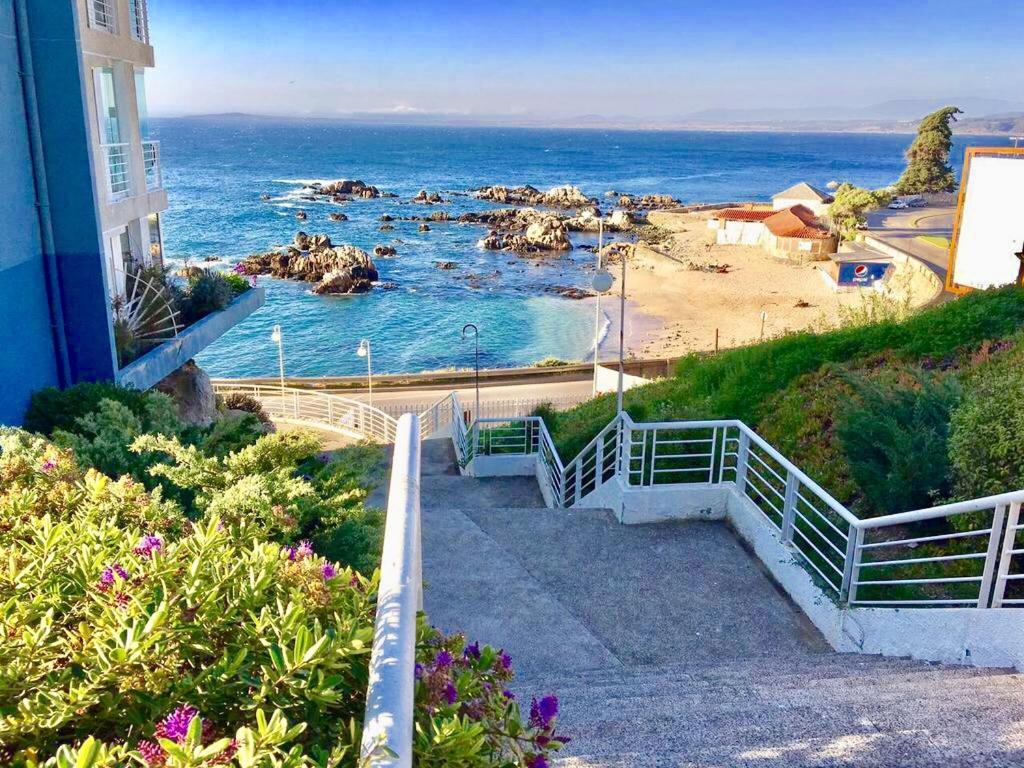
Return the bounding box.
[135,69,150,139]
[147,213,164,268]
[97,67,120,144]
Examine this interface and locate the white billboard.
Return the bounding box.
[948,149,1024,292]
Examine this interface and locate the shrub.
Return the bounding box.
[949,341,1024,498]
[176,270,235,326]
[24,382,155,436]
[221,271,252,297]
[52,396,184,481]
[827,183,893,240]
[222,392,272,425]
[835,370,960,515]
[0,440,566,767]
[197,411,268,457]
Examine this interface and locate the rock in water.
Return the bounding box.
[237,233,379,294]
[540,184,596,209]
[295,210,307,221]
[328,212,348,222]
[418,223,431,232]
[155,360,217,427]
[525,216,571,250]
[374,245,397,257]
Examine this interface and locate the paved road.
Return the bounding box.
[864,205,955,278]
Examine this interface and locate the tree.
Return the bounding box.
[895,106,963,194]
[827,183,893,240]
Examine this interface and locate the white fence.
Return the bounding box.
[143,140,162,191]
[464,412,1024,610]
[102,143,131,201]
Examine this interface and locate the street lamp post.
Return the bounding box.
[270,324,285,394]
[461,323,480,421]
[1011,136,1024,149]
[616,219,627,415]
[592,217,604,396]
[356,339,373,409]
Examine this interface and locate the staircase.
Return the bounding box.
[414,439,1024,767]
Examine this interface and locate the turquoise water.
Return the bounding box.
[152,118,992,377]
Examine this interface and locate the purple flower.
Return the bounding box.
[321,563,337,580]
[136,740,165,766]
[498,650,513,670]
[232,263,246,274]
[503,689,516,700]
[296,540,314,558]
[134,535,163,558]
[527,755,549,768]
[414,663,425,679]
[464,641,481,660]
[40,457,57,473]
[114,563,130,580]
[99,568,116,587]
[444,681,458,705]
[434,650,453,669]
[155,705,199,743]
[529,695,559,730]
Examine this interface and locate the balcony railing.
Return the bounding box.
[129,0,150,43]
[143,140,162,191]
[101,143,132,201]
[87,0,117,34]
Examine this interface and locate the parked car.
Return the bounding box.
[888,199,909,209]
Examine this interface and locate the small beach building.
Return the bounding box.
[772,182,834,217]
[708,205,838,261]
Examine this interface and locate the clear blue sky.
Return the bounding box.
[147,0,1024,119]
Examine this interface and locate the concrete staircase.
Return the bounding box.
[415,439,1024,767]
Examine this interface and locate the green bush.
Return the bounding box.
[949,341,1024,499]
[836,370,961,515]
[0,437,566,767]
[24,382,155,436]
[221,271,252,297]
[222,392,272,425]
[197,411,267,457]
[52,396,184,481]
[547,287,1024,459]
[177,270,235,326]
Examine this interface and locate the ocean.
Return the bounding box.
[151,118,993,378]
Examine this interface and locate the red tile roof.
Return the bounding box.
[763,205,832,240]
[717,207,776,222]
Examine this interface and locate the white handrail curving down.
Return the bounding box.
[361,413,422,768]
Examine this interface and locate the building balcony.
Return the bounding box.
[101,142,132,201]
[143,140,162,191]
[128,0,149,44]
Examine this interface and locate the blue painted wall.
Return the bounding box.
[0,1,115,426]
[0,1,59,425]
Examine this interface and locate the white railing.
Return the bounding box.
[143,140,162,191]
[462,410,1024,610]
[87,0,117,33]
[211,383,399,444]
[361,414,421,768]
[101,143,131,201]
[129,0,150,43]
[377,394,585,423]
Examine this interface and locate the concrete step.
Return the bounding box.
[420,475,546,508]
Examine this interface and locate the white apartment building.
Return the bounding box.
[77,0,167,296]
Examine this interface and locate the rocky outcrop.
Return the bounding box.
[237,232,379,294]
[413,190,445,204]
[379,214,394,222]
[379,224,394,232]
[418,223,431,232]
[525,217,571,250]
[314,180,381,199]
[472,184,597,209]
[434,260,458,270]
[156,360,217,427]
[617,193,680,210]
[295,210,307,221]
[328,212,348,222]
[598,242,634,264]
[547,285,595,300]
[374,245,397,258]
[177,266,205,279]
[428,210,452,222]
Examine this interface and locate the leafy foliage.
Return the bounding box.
[546,286,1024,460]
[0,436,566,767]
[176,270,237,326]
[222,392,273,425]
[895,106,963,194]
[827,183,893,241]
[24,382,158,437]
[835,370,961,515]
[949,340,1024,498]
[197,412,268,458]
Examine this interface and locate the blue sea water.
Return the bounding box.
[152,118,993,378]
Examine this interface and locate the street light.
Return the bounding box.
[592,217,605,396]
[590,215,626,414]
[1011,136,1024,149]
[356,339,373,408]
[461,323,480,421]
[270,324,285,393]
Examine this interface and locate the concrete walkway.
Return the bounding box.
[416,440,1024,767]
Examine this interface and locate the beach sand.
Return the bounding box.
[593,212,925,361]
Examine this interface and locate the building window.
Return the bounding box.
[94,67,132,201]
[128,0,150,43]
[87,0,117,34]
[147,213,164,269]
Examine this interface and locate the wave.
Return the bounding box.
[590,306,612,357]
[270,178,340,186]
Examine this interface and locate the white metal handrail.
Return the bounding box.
[361,413,421,768]
[143,140,162,191]
[101,143,131,201]
[129,0,150,43]
[212,383,399,444]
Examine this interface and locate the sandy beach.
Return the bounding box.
[592,211,929,361]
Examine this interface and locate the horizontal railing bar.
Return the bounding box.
[859,551,989,569]
[857,576,982,586]
[747,448,789,486]
[745,465,785,501]
[858,527,993,550]
[794,494,849,540]
[791,509,848,558]
[857,491,1024,530]
[852,599,979,606]
[793,547,842,591]
[790,525,845,576]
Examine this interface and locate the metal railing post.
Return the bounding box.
[840,524,864,605]
[595,433,605,486]
[620,419,633,486]
[978,505,1008,608]
[735,430,751,496]
[991,501,1021,609]
[781,471,798,544]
